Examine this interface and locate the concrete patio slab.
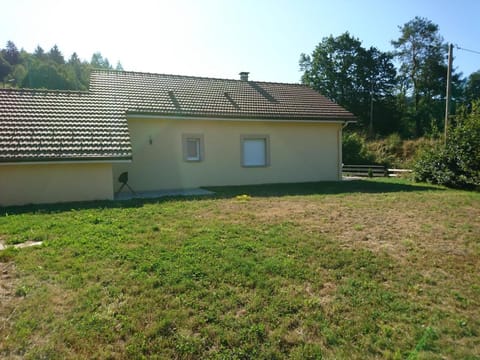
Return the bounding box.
[0,240,43,251]
[114,188,215,201]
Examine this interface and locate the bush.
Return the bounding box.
[342,132,375,164]
[413,102,480,189]
[400,137,439,168]
[413,145,456,185]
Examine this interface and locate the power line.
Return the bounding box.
[455,44,480,55]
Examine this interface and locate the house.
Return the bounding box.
[0,70,355,206]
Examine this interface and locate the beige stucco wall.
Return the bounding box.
[0,163,114,206]
[113,118,342,192]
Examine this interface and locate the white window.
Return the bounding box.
[182,134,204,162]
[241,135,270,167]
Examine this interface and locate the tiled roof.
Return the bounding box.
[90,70,356,121]
[0,89,131,163]
[0,70,355,163]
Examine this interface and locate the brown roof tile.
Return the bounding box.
[0,70,355,163]
[90,70,356,121]
[0,89,131,163]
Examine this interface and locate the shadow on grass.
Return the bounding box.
[0,179,443,216]
[206,178,444,198]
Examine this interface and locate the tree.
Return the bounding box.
[0,42,119,90]
[0,53,12,82]
[22,60,75,90]
[3,40,20,65]
[362,47,400,135]
[115,61,124,71]
[68,52,81,65]
[48,44,65,64]
[300,32,397,133]
[465,70,480,103]
[33,45,46,60]
[91,52,112,69]
[300,33,363,109]
[10,64,27,87]
[66,52,90,90]
[392,17,449,136]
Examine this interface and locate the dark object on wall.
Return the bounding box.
[117,172,136,194]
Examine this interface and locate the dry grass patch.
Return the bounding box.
[203,193,479,265]
[0,261,20,329]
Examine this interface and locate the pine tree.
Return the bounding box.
[3,41,20,65]
[392,17,448,136]
[34,45,46,60]
[48,44,65,64]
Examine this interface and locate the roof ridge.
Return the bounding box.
[0,87,90,95]
[90,68,305,86]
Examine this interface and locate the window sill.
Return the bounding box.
[242,164,269,168]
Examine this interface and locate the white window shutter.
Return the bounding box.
[243,139,266,166]
[186,138,200,160]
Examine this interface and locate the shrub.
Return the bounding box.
[413,102,480,189]
[413,145,455,185]
[342,132,375,164]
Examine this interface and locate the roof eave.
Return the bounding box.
[126,111,356,123]
[0,156,132,165]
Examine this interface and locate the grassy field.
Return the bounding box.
[0,179,479,359]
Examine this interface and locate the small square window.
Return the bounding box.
[182,134,204,162]
[241,135,270,167]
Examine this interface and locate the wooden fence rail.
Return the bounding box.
[342,165,412,178]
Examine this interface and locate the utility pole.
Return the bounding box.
[444,43,453,144]
[369,82,374,138]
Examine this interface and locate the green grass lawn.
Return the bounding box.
[0,179,479,359]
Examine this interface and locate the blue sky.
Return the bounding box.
[1,0,479,83]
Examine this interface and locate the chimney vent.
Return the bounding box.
[239,72,249,81]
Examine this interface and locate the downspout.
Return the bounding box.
[339,121,354,180]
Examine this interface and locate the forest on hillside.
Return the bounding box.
[0,42,121,91]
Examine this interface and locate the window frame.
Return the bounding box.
[182,134,204,162]
[240,134,270,168]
